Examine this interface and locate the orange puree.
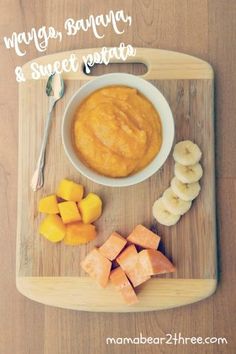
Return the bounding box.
[73,86,162,177]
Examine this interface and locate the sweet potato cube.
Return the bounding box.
[39,214,66,243]
[57,179,84,202]
[81,248,111,288]
[125,265,151,288]
[99,232,127,260]
[110,267,138,305]
[38,194,59,214]
[58,201,81,224]
[116,244,150,287]
[127,224,160,249]
[78,193,102,224]
[138,249,176,275]
[64,222,96,245]
[116,245,138,271]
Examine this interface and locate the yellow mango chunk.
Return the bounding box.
[38,194,59,214]
[64,222,96,245]
[78,193,102,224]
[57,179,84,202]
[39,214,66,243]
[58,201,81,224]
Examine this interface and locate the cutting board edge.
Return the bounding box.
[16,277,217,312]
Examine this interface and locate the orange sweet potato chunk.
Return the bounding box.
[116,245,138,270]
[116,244,150,287]
[138,249,176,276]
[110,267,138,305]
[99,232,127,261]
[125,265,151,288]
[127,224,160,249]
[80,248,111,288]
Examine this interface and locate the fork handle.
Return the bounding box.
[31,100,55,191]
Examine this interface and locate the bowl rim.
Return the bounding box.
[61,73,175,187]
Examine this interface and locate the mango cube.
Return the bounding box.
[78,193,102,224]
[38,194,59,214]
[57,179,84,202]
[58,201,81,224]
[39,214,66,243]
[64,222,96,245]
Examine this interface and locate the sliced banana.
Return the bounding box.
[153,140,204,227]
[173,140,202,166]
[162,187,192,215]
[152,198,181,226]
[174,162,203,183]
[171,177,201,202]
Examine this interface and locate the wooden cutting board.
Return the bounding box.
[16,48,216,312]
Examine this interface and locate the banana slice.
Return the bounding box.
[171,177,201,201]
[152,198,181,226]
[174,162,203,183]
[173,140,202,166]
[162,187,192,215]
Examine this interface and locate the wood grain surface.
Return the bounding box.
[1,0,236,352]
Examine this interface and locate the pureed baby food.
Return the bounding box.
[72,86,162,177]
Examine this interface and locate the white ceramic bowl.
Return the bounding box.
[62,73,174,187]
